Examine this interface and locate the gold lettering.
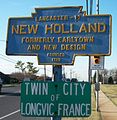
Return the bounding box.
[39,16,42,21]
[45,22,106,34]
[52,58,61,62]
[45,24,53,34]
[98,23,106,32]
[22,37,55,43]
[12,24,38,34]
[62,24,69,34]
[62,37,67,42]
[36,15,68,22]
[58,37,61,42]
[58,36,94,43]
[83,37,89,42]
[61,44,86,51]
[63,16,68,21]
[47,53,65,57]
[57,16,61,20]
[79,23,88,33]
[53,16,57,21]
[77,44,86,50]
[88,23,97,32]
[70,24,78,33]
[20,25,27,34]
[89,36,94,42]
[44,45,57,50]
[50,16,53,21]
[54,24,61,34]
[28,24,39,34]
[12,25,19,34]
[79,37,84,42]
[27,45,40,51]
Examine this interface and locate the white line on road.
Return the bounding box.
[0,90,21,98]
[0,109,20,120]
[0,95,7,98]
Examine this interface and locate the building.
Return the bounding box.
[0,72,10,84]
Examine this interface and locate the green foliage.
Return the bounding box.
[26,62,39,75]
[15,61,26,73]
[15,61,39,76]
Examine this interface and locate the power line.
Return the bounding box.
[0,57,16,64]
[0,40,17,64]
[0,40,6,42]
[0,54,17,63]
[0,54,17,64]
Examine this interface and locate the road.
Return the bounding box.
[0,84,50,120]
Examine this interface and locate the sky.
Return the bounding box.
[0,0,117,81]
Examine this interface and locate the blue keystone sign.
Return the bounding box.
[6,6,112,65]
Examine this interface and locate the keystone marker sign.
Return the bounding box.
[6,6,112,65]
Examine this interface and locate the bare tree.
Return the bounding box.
[113,69,117,83]
[100,69,108,84]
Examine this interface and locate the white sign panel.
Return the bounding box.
[90,56,104,70]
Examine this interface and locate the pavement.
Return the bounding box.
[99,90,117,120]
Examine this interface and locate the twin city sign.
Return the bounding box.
[6,6,112,65]
[21,81,91,117]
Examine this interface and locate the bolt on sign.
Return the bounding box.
[20,81,91,117]
[6,6,112,65]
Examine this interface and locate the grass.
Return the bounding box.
[101,84,117,106]
[62,85,101,120]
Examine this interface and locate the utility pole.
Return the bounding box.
[86,0,88,15]
[96,0,99,14]
[96,70,100,111]
[96,0,100,112]
[90,0,93,15]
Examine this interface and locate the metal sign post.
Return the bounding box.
[96,70,100,111]
[51,65,62,120]
[44,65,46,81]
